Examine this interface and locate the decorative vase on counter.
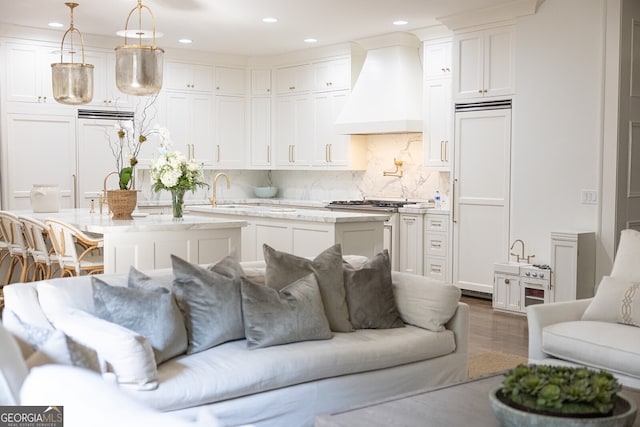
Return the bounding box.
[107,190,137,220]
[30,184,61,213]
[171,188,185,220]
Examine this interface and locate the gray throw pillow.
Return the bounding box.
[263,244,353,332]
[91,268,188,364]
[343,250,404,329]
[171,255,245,354]
[241,274,333,349]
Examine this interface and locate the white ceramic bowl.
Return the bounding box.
[254,186,278,198]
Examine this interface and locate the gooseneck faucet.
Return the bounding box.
[510,239,525,263]
[210,172,231,207]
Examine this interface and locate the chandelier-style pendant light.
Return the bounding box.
[51,2,94,105]
[115,0,164,96]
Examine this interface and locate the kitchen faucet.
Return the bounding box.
[210,172,231,207]
[510,239,525,263]
[100,171,119,215]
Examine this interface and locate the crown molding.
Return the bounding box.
[437,0,545,31]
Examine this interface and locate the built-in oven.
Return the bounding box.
[326,200,407,270]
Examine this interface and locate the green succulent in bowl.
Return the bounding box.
[500,364,622,416]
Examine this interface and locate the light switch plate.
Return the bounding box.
[580,190,598,204]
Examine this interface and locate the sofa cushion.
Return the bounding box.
[343,250,404,329]
[391,271,461,332]
[47,308,159,390]
[582,276,640,327]
[126,325,456,411]
[241,274,333,349]
[263,243,353,332]
[0,324,29,405]
[611,229,640,282]
[92,269,188,364]
[171,255,245,354]
[542,320,640,379]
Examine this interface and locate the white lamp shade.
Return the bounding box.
[115,45,164,96]
[51,63,94,105]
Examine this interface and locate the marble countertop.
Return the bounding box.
[185,204,390,223]
[16,209,248,233]
[138,198,329,209]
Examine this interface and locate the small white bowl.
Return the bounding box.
[254,186,278,198]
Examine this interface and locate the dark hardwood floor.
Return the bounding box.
[462,295,529,358]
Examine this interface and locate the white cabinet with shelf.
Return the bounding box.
[424,211,451,281]
[164,91,214,165]
[251,69,272,96]
[165,61,213,92]
[398,213,424,275]
[550,231,596,302]
[274,95,313,167]
[275,64,312,95]
[214,95,246,168]
[5,42,59,105]
[215,66,246,96]
[452,25,515,100]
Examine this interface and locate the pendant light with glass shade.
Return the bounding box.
[51,2,94,105]
[115,0,164,96]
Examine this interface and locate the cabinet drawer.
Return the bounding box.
[425,257,448,282]
[426,215,448,232]
[425,232,448,257]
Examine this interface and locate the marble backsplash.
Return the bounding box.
[136,133,450,205]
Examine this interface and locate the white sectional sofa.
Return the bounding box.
[528,229,640,389]
[1,249,469,427]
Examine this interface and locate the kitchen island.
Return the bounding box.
[186,204,389,261]
[18,209,247,274]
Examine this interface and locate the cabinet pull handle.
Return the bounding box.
[478,89,483,94]
[432,242,442,248]
[432,266,441,273]
[325,144,329,162]
[483,89,488,93]
[72,174,77,208]
[452,178,458,223]
[292,145,295,163]
[328,144,332,162]
[267,145,271,163]
[441,141,445,162]
[444,140,448,162]
[216,144,221,162]
[505,278,510,284]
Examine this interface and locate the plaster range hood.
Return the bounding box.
[335,32,423,135]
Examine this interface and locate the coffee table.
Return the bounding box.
[314,373,640,427]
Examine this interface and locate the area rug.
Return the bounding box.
[468,351,528,378]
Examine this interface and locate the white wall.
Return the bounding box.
[510,0,605,264]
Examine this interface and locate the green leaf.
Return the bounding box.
[119,167,132,190]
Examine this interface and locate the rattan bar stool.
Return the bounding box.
[20,216,57,281]
[45,219,104,277]
[0,211,29,284]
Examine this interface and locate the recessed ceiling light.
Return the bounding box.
[48,22,64,28]
[304,38,318,43]
[393,20,409,26]
[116,29,164,38]
[178,38,193,44]
[262,17,278,23]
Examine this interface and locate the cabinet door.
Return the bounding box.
[191,93,215,164]
[275,96,295,166]
[164,91,192,156]
[398,214,424,274]
[312,91,350,167]
[6,43,57,104]
[423,78,452,168]
[313,57,350,92]
[250,97,272,167]
[424,41,452,80]
[251,69,272,96]
[6,113,76,209]
[274,95,311,166]
[215,66,246,96]
[165,62,213,92]
[493,274,521,312]
[453,31,484,99]
[484,26,516,98]
[215,96,246,168]
[275,65,311,94]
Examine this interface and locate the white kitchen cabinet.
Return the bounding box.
[312,57,351,92]
[165,61,213,92]
[493,272,521,312]
[398,213,424,275]
[424,40,452,80]
[275,64,312,94]
[5,113,76,209]
[452,25,515,100]
[214,95,246,168]
[493,263,551,314]
[164,90,214,165]
[83,50,131,108]
[423,78,452,169]
[249,97,272,167]
[424,211,451,281]
[5,42,59,105]
[550,231,596,302]
[215,66,246,96]
[251,69,272,96]
[274,95,313,167]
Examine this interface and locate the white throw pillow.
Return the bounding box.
[582,276,640,327]
[47,309,159,390]
[0,325,29,405]
[611,229,640,282]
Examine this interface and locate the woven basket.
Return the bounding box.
[107,190,137,220]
